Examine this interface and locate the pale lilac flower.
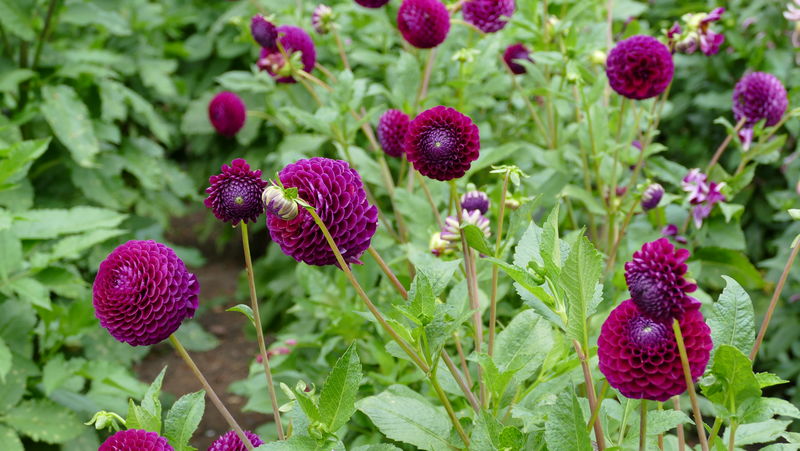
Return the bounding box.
[682,169,726,228]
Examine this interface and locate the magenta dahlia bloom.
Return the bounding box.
[732,72,788,148]
[204,159,268,225]
[405,106,480,181]
[377,109,411,158]
[503,43,532,75]
[624,238,700,322]
[258,25,316,84]
[355,0,390,7]
[397,0,450,49]
[99,429,173,451]
[93,241,199,346]
[251,15,278,49]
[598,299,712,402]
[462,0,515,33]
[208,92,246,137]
[606,35,674,100]
[266,158,378,267]
[461,190,489,214]
[209,430,265,451]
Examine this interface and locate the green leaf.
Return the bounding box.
[142,366,167,420]
[561,234,603,344]
[406,272,435,325]
[11,207,126,239]
[9,277,51,309]
[41,85,100,167]
[410,253,461,296]
[477,353,516,401]
[172,322,219,352]
[61,2,131,35]
[126,399,161,434]
[3,399,83,444]
[726,420,791,446]
[227,304,256,327]
[319,343,362,432]
[0,138,50,186]
[755,372,789,389]
[0,337,9,383]
[165,390,205,451]
[483,257,546,299]
[358,385,453,451]
[701,345,761,410]
[0,425,23,451]
[541,205,562,276]
[470,410,524,451]
[254,435,321,450]
[0,0,34,40]
[31,228,125,267]
[708,276,755,363]
[42,355,85,395]
[739,397,800,424]
[544,390,592,451]
[494,310,553,374]
[463,224,493,255]
[692,247,764,290]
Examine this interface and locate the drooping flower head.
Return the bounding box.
[99,429,174,451]
[681,169,726,228]
[312,4,334,34]
[440,209,490,245]
[377,109,411,158]
[641,183,664,211]
[93,241,199,347]
[606,35,674,100]
[251,15,278,49]
[503,43,532,75]
[209,430,265,451]
[355,0,390,7]
[258,25,317,84]
[598,299,712,401]
[208,92,246,137]
[204,159,268,225]
[624,238,700,322]
[462,0,515,33]
[405,106,480,181]
[266,158,378,267]
[397,0,451,49]
[732,72,788,148]
[673,8,725,56]
[461,190,490,214]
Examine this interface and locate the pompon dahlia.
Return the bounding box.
[461,190,489,214]
[258,25,316,84]
[503,43,532,75]
[405,106,480,181]
[99,429,174,451]
[93,241,199,346]
[624,238,700,322]
[204,159,268,225]
[462,0,515,33]
[598,299,712,402]
[208,92,246,137]
[209,430,265,451]
[606,35,674,100]
[732,72,788,147]
[355,0,390,7]
[266,158,378,266]
[251,15,278,49]
[377,109,411,158]
[397,0,450,49]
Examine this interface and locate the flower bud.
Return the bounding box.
[262,185,299,221]
[312,4,334,34]
[641,183,664,211]
[590,50,607,65]
[460,190,490,215]
[251,15,278,49]
[429,231,451,257]
[440,210,490,245]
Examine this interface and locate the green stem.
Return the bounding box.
[417,171,443,228]
[728,421,737,451]
[367,247,408,298]
[488,172,510,357]
[331,27,351,71]
[672,319,709,451]
[639,400,647,451]
[441,350,480,412]
[587,381,608,432]
[429,367,470,446]
[507,62,549,145]
[706,117,747,173]
[618,398,632,446]
[707,416,723,448]
[414,49,437,112]
[32,0,60,69]
[574,340,606,450]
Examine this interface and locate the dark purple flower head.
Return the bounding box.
[461,190,490,214]
[462,0,515,33]
[377,109,411,158]
[99,429,174,451]
[208,92,246,137]
[251,15,278,49]
[598,299,712,402]
[405,106,480,181]
[266,158,378,267]
[624,238,700,322]
[641,183,664,211]
[503,43,532,75]
[355,0,390,7]
[397,0,450,49]
[312,4,334,34]
[732,72,788,130]
[606,35,674,100]
[204,159,268,225]
[209,430,265,451]
[93,241,199,347]
[258,25,316,84]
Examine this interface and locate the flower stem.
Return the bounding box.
[416,172,443,228]
[671,319,709,451]
[488,172,510,357]
[506,62,549,145]
[605,196,639,274]
[240,223,285,440]
[331,28,351,71]
[429,367,470,446]
[707,416,723,448]
[573,340,606,450]
[32,0,60,69]
[442,350,480,412]
[706,117,747,173]
[639,400,647,451]
[414,49,437,112]
[728,420,737,451]
[587,381,608,433]
[367,247,408,298]
[169,334,254,450]
[673,396,685,451]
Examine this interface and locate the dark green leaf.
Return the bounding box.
[319,344,362,432]
[544,390,592,451]
[463,224,493,256]
[41,85,100,167]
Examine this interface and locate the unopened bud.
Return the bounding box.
[262,185,299,220]
[312,4,334,34]
[641,183,664,211]
[251,15,278,49]
[590,50,607,65]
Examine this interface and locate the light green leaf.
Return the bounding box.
[0,0,34,40]
[0,425,23,451]
[0,337,9,383]
[0,229,21,280]
[351,445,402,451]
[494,310,553,374]
[319,343,362,432]
[410,252,461,296]
[701,345,760,410]
[41,85,100,167]
[126,399,161,434]
[3,399,83,444]
[708,276,755,362]
[726,420,792,446]
[165,390,205,451]
[0,138,50,185]
[561,234,602,344]
[483,257,546,299]
[756,372,789,389]
[739,397,800,424]
[477,353,516,401]
[541,205,562,276]
[9,277,51,309]
[61,2,131,35]
[463,224,493,256]
[12,206,126,239]
[227,304,255,327]
[253,435,320,450]
[407,272,435,325]
[42,355,85,395]
[32,228,125,267]
[544,390,592,451]
[173,322,219,352]
[141,367,167,420]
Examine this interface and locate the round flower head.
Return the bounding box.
[462,0,515,33]
[208,92,246,137]
[624,238,700,322]
[503,43,532,75]
[377,109,411,158]
[598,299,711,401]
[641,183,664,211]
[99,429,174,451]
[355,0,390,7]
[93,241,199,346]
[405,106,480,181]
[606,35,674,100]
[258,25,316,84]
[312,4,334,34]
[266,158,378,267]
[397,0,451,49]
[461,190,490,214]
[209,430,265,451]
[251,15,278,49]
[732,72,788,128]
[204,159,268,225]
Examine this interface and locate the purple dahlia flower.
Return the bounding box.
[99,429,174,451]
[624,238,700,322]
[405,106,480,181]
[462,0,515,33]
[606,35,674,100]
[503,43,532,75]
[251,15,278,49]
[266,158,378,267]
[93,241,199,346]
[461,190,490,214]
[355,0,390,7]
[641,183,664,211]
[208,92,246,137]
[598,299,712,402]
[681,169,725,228]
[204,159,268,225]
[258,25,316,84]
[209,430,265,451]
[397,0,450,49]
[312,4,334,34]
[377,109,411,158]
[732,72,788,148]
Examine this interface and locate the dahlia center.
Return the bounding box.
[235,196,244,205]
[423,127,457,159]
[628,317,668,348]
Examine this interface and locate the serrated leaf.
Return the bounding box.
[126,399,161,434]
[410,253,461,296]
[142,366,167,420]
[708,276,755,363]
[544,390,592,451]
[319,343,362,432]
[483,257,546,299]
[726,420,791,446]
[494,310,553,374]
[42,355,85,395]
[407,272,435,325]
[9,277,51,309]
[561,234,602,344]
[41,85,100,167]
[0,229,21,280]
[165,390,205,451]
[478,353,515,400]
[0,0,34,40]
[3,400,83,444]
[0,425,23,451]
[541,205,562,276]
[463,224,493,255]
[739,397,800,424]
[227,304,255,327]
[756,372,789,389]
[701,345,760,410]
